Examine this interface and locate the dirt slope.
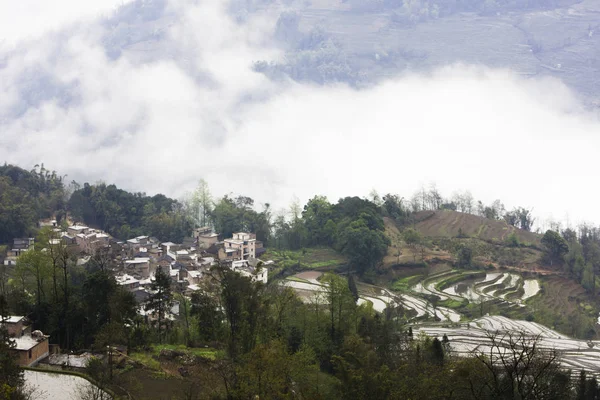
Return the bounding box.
[412,210,541,246]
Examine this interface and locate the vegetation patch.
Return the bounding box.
[128,352,161,371]
[526,277,598,338]
[263,247,348,270]
[435,271,486,291]
[392,274,423,291]
[152,344,219,360]
[439,298,466,309]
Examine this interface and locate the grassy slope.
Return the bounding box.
[413,210,541,246]
[382,210,545,272]
[114,346,223,399]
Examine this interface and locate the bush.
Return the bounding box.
[505,233,520,248]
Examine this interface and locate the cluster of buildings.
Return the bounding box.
[115,228,269,301]
[3,221,112,266]
[1,223,271,366]
[3,237,35,266]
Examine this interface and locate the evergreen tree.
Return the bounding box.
[190,291,222,342]
[578,370,587,400]
[586,376,599,400]
[348,274,359,303]
[431,337,444,365]
[219,267,265,361]
[0,295,23,398]
[145,267,173,343]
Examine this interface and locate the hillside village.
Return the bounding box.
[5,163,600,399]
[1,220,270,369]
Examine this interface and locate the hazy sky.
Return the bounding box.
[1,0,599,227]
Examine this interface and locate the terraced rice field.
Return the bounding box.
[24,370,108,400]
[415,270,540,306]
[282,268,540,323]
[283,271,472,322]
[414,316,600,373]
[281,269,600,372]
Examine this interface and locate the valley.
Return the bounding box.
[282,267,600,372]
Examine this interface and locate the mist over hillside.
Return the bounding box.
[1,0,600,225]
[256,0,600,105]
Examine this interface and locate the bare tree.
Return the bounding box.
[428,183,443,210]
[470,331,570,400]
[410,193,422,213]
[73,382,111,400]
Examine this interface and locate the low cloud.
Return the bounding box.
[1,0,599,226]
[0,0,133,47]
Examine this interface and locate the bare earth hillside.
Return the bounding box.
[413,210,542,245]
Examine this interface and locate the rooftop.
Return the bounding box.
[116,274,139,285]
[13,335,45,351]
[2,316,24,324]
[125,258,150,264]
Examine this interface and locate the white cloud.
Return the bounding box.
[1,0,600,228]
[0,0,132,47]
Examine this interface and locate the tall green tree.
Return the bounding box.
[302,196,334,246]
[218,266,265,361]
[190,291,223,342]
[403,228,422,263]
[338,221,389,275]
[542,230,569,266]
[145,267,173,343]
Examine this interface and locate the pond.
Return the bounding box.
[24,370,111,400]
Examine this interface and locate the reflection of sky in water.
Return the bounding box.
[24,370,106,400]
[415,316,600,372]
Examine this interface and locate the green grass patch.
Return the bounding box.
[286,276,310,283]
[439,298,467,309]
[392,275,423,291]
[262,247,347,270]
[151,344,219,360]
[130,345,219,371]
[129,352,161,370]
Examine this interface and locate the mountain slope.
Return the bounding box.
[413,210,541,245]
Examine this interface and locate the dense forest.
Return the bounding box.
[0,164,66,243]
[68,182,191,242]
